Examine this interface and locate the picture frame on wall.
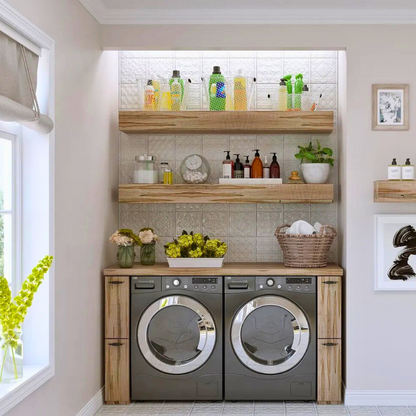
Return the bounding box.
[375,215,416,291]
[372,84,409,130]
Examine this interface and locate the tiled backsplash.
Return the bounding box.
[119,51,338,263]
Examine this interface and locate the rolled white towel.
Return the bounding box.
[286,220,316,235]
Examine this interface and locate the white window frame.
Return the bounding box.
[0,1,55,414]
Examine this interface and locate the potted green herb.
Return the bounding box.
[0,255,53,382]
[294,141,334,184]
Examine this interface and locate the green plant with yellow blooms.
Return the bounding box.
[165,231,227,259]
[0,255,53,381]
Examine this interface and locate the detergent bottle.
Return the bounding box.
[283,74,293,110]
[209,66,226,111]
[294,73,304,111]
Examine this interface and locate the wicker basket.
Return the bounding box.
[274,224,337,268]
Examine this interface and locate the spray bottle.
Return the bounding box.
[282,74,293,110]
[294,73,304,111]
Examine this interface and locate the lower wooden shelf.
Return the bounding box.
[374,180,416,203]
[119,183,334,204]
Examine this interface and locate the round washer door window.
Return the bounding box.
[138,296,216,374]
[231,296,310,374]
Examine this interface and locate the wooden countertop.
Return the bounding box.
[103,262,343,276]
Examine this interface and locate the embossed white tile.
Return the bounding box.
[127,402,163,415]
[257,135,283,159]
[257,211,283,236]
[148,51,173,58]
[120,203,148,213]
[310,212,337,228]
[230,135,257,157]
[119,162,135,184]
[283,135,311,161]
[175,204,203,211]
[202,51,228,58]
[378,407,412,416]
[284,210,310,225]
[283,51,310,58]
[148,59,173,78]
[121,59,146,84]
[256,237,282,263]
[148,203,175,212]
[203,136,229,160]
[256,58,282,82]
[176,211,203,235]
[175,51,202,58]
[175,58,202,81]
[282,160,302,183]
[120,134,148,161]
[310,51,337,58]
[256,84,279,110]
[284,203,311,212]
[347,406,380,416]
[311,59,337,84]
[175,135,203,161]
[202,58,229,77]
[230,203,256,212]
[187,84,202,110]
[120,51,147,59]
[148,211,175,237]
[203,211,229,236]
[229,211,256,237]
[310,84,337,109]
[121,84,141,109]
[203,203,230,212]
[149,136,175,160]
[257,51,283,58]
[283,59,310,83]
[206,160,224,184]
[120,212,148,233]
[229,51,256,58]
[229,58,256,78]
[257,203,283,212]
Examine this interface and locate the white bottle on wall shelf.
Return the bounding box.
[402,158,415,180]
[388,158,401,180]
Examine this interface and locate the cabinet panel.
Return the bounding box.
[105,276,130,339]
[105,339,130,405]
[317,276,342,339]
[317,340,342,405]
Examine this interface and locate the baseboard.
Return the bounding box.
[345,390,416,406]
[77,387,104,416]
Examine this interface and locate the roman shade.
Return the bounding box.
[0,30,53,134]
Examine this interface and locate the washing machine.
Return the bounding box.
[224,275,316,401]
[131,276,223,401]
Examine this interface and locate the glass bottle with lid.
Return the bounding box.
[133,154,158,184]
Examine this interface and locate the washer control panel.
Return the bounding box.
[162,276,222,293]
[256,276,316,293]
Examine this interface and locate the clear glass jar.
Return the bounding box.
[180,154,210,184]
[159,162,172,184]
[133,154,158,184]
[0,328,23,383]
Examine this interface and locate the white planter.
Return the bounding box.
[167,257,224,268]
[301,163,330,184]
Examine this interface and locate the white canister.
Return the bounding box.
[133,154,158,184]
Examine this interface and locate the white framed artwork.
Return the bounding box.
[375,215,416,291]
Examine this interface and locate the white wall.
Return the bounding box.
[102,24,416,399]
[5,0,119,415]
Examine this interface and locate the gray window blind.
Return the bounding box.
[0,31,53,134]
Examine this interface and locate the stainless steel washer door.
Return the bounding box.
[138,296,216,374]
[231,296,310,374]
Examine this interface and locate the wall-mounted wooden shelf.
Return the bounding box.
[119,184,334,204]
[374,180,416,203]
[119,111,334,135]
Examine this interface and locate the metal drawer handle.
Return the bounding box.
[108,342,124,347]
[109,281,124,285]
[322,342,338,347]
[323,281,337,285]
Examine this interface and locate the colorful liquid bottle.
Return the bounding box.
[169,70,185,103]
[170,79,182,111]
[294,73,303,111]
[278,79,288,111]
[251,149,263,178]
[270,153,281,178]
[160,83,172,111]
[234,69,247,111]
[144,80,155,111]
[283,74,293,110]
[152,77,161,110]
[209,66,226,111]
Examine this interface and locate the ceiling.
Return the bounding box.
[79,0,416,24]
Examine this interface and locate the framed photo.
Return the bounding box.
[372,84,409,130]
[375,215,416,291]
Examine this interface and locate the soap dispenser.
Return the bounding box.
[251,149,263,178]
[243,155,251,178]
[263,155,270,178]
[234,154,244,178]
[402,158,415,180]
[222,151,234,178]
[270,153,281,178]
[388,158,401,180]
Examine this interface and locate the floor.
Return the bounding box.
[96,402,416,416]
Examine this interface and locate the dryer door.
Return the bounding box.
[138,295,216,374]
[231,295,310,374]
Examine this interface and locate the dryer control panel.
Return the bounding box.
[162,276,222,293]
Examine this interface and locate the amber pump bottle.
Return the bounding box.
[270,152,281,178]
[251,149,263,178]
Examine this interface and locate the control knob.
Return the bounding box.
[173,279,181,287]
[266,278,275,287]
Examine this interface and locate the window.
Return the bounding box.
[0,123,21,296]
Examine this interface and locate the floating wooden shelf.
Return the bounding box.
[374,180,416,203]
[119,184,334,204]
[119,111,334,135]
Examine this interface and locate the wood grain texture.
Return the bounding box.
[317,340,342,405]
[105,276,130,339]
[119,184,334,204]
[105,339,130,405]
[119,110,334,135]
[374,180,416,202]
[104,262,343,276]
[318,276,342,339]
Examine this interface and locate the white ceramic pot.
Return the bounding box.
[301,163,330,184]
[167,257,224,268]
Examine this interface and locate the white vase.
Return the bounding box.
[301,163,330,184]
